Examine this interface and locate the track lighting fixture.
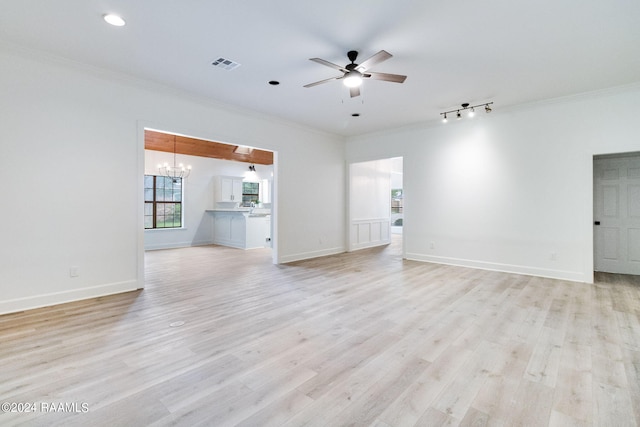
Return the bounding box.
[248,164,256,172]
[440,102,493,123]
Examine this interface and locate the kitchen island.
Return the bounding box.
[207,209,271,249]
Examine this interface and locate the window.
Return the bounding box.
[242,182,259,204]
[391,188,403,228]
[144,175,183,229]
[391,189,403,213]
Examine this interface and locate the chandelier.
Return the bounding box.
[158,135,191,181]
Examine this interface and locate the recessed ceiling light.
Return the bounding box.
[103,14,126,27]
[268,80,280,86]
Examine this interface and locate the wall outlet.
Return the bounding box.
[69,266,79,277]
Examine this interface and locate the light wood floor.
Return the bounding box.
[1,236,640,426]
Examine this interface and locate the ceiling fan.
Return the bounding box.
[304,50,407,97]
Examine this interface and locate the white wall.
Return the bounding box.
[0,44,345,314]
[346,85,640,282]
[143,150,273,250]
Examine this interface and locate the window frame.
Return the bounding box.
[144,175,184,229]
[242,181,260,204]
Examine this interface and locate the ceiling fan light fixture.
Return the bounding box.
[304,50,405,97]
[343,71,363,88]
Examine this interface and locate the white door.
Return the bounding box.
[594,154,640,274]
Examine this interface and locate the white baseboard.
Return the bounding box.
[278,246,345,264]
[350,239,391,251]
[212,238,245,249]
[405,253,588,283]
[0,280,140,315]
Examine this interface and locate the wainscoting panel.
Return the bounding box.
[350,218,391,251]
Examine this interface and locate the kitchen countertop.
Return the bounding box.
[206,208,271,217]
[206,208,251,212]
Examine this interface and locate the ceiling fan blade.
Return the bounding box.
[309,58,348,72]
[364,71,407,83]
[349,86,361,98]
[355,50,392,71]
[304,75,342,88]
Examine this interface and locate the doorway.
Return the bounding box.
[348,157,403,253]
[593,152,640,275]
[141,128,277,264]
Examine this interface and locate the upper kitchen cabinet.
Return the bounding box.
[214,176,244,204]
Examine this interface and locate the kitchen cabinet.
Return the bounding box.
[214,176,243,204]
[212,211,247,248]
[208,210,271,249]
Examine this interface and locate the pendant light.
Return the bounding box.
[158,135,191,181]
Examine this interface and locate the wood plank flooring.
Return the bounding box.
[1,236,640,426]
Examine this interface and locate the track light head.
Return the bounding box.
[456,110,462,120]
[249,164,256,172]
[468,107,475,118]
[485,104,492,113]
[442,113,448,123]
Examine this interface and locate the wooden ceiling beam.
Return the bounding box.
[144,130,273,165]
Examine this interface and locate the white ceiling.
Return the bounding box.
[2,1,639,137]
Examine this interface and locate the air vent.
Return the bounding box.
[211,57,241,71]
